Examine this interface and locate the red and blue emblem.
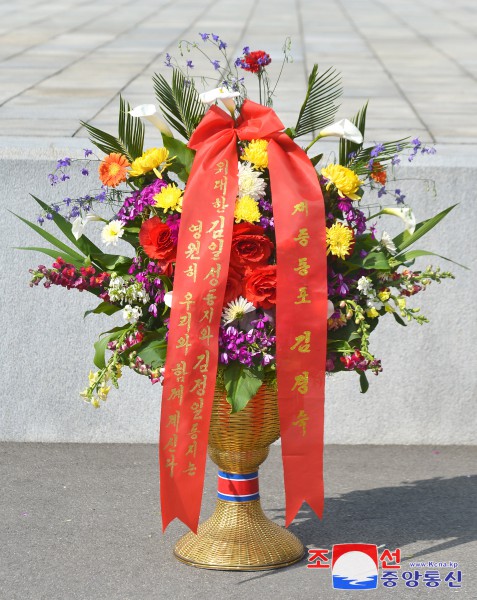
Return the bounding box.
[217,471,260,502]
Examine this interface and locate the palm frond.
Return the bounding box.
[349,137,410,176]
[153,69,205,139]
[338,102,368,166]
[294,65,342,138]
[81,96,145,161]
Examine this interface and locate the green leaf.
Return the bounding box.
[392,312,407,326]
[31,195,102,258]
[396,248,467,269]
[153,69,205,140]
[223,363,264,413]
[309,153,323,166]
[81,96,145,161]
[15,246,85,268]
[84,302,121,318]
[327,339,353,352]
[348,249,390,271]
[393,204,457,253]
[122,329,167,368]
[162,135,195,182]
[93,326,129,369]
[11,210,85,261]
[90,253,132,272]
[359,371,369,393]
[294,65,342,138]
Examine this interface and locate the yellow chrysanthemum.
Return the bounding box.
[154,184,183,213]
[129,147,170,177]
[241,139,269,170]
[234,195,261,224]
[326,222,355,259]
[366,307,379,319]
[321,163,363,201]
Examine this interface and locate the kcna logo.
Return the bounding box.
[331,544,379,589]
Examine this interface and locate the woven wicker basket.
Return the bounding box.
[173,377,305,570]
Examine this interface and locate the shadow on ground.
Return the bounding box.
[240,474,477,583]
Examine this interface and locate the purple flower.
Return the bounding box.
[81,168,89,176]
[164,53,173,68]
[212,34,219,42]
[56,157,71,168]
[165,213,181,244]
[370,143,385,158]
[48,174,59,186]
[378,186,387,199]
[219,40,227,50]
[211,60,220,70]
[394,189,406,204]
[391,154,400,166]
[37,216,44,225]
[83,149,93,158]
[242,46,250,55]
[234,57,242,67]
[199,33,209,41]
[186,60,194,69]
[60,174,70,182]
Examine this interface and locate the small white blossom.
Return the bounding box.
[238,162,267,200]
[357,276,373,296]
[164,291,173,307]
[327,300,335,319]
[122,304,142,324]
[222,296,256,325]
[101,220,124,246]
[380,231,397,255]
[71,213,102,240]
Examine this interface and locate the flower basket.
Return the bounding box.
[18,33,457,570]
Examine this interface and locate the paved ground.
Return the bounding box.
[1,444,476,599]
[1,0,477,144]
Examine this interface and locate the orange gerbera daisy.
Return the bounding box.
[98,153,130,187]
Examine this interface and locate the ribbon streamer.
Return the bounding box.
[160,100,327,532]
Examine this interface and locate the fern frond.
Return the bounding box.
[81,96,145,161]
[153,69,205,139]
[294,65,342,138]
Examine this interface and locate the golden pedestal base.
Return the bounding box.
[174,499,305,571]
[173,378,304,571]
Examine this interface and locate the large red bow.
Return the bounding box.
[160,99,327,532]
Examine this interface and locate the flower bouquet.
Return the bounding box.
[20,34,457,570]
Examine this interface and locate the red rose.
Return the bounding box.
[244,265,277,309]
[139,217,176,265]
[230,223,274,272]
[223,266,244,306]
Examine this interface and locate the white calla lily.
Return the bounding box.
[71,213,103,240]
[382,206,416,234]
[318,119,363,144]
[199,87,240,115]
[129,104,174,138]
[327,300,335,319]
[164,291,173,308]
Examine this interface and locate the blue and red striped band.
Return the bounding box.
[217,470,260,502]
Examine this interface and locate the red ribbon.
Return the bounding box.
[160,100,327,532]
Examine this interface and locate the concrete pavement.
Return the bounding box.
[1,0,477,144]
[1,443,476,599]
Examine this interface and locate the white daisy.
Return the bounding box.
[238,162,267,200]
[101,219,124,246]
[221,296,256,325]
[357,276,373,296]
[122,304,142,324]
[380,231,397,255]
